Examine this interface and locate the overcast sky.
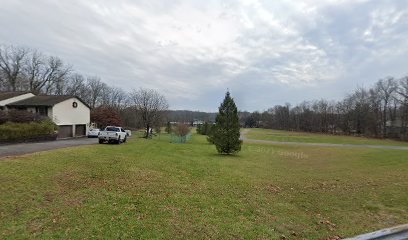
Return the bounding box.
[1,0,407,111]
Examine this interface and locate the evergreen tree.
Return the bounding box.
[203,122,209,135]
[165,121,172,134]
[196,124,202,134]
[212,91,242,154]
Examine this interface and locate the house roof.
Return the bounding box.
[0,91,31,101]
[7,95,90,108]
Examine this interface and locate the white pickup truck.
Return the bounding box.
[98,126,127,144]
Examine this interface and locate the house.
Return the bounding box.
[0,91,90,138]
[0,92,35,110]
[192,120,204,127]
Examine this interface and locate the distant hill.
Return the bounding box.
[166,110,217,123]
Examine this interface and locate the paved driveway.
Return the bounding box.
[0,138,97,158]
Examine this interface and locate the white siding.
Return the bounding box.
[52,98,90,132]
[0,93,35,107]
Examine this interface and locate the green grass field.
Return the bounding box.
[1,133,407,239]
[245,128,408,146]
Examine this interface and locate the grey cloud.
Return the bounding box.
[1,0,407,111]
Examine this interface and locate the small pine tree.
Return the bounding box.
[202,122,208,135]
[165,121,172,134]
[211,91,242,154]
[206,124,215,144]
[196,124,202,134]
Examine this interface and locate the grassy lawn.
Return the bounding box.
[1,133,407,239]
[245,128,408,146]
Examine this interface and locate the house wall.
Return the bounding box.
[52,98,90,137]
[26,107,36,114]
[0,93,35,108]
[25,107,52,118]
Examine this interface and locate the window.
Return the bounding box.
[106,127,120,132]
[36,107,48,116]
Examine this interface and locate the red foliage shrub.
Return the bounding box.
[91,106,122,128]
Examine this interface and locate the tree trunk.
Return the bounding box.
[145,124,150,138]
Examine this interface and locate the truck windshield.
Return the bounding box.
[106,127,120,132]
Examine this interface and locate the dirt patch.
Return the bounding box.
[253,183,282,195]
[54,171,83,192]
[64,196,85,207]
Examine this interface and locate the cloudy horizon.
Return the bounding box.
[1,0,407,111]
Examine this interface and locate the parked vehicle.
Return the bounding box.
[125,130,132,137]
[98,126,127,144]
[87,128,100,138]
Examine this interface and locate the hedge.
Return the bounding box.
[0,119,57,142]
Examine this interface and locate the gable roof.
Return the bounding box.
[0,91,31,101]
[7,95,90,108]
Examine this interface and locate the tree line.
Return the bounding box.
[3,45,407,141]
[242,77,408,141]
[0,45,129,109]
[0,45,169,135]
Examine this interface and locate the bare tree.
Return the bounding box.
[0,45,27,91]
[65,73,87,97]
[86,76,107,108]
[24,50,43,93]
[376,77,397,137]
[397,77,408,139]
[129,88,169,138]
[42,56,71,95]
[368,87,382,137]
[108,87,127,110]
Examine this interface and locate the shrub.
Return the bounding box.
[174,123,190,137]
[165,121,172,134]
[0,119,57,142]
[8,109,46,123]
[0,111,8,124]
[197,122,213,135]
[206,124,215,144]
[91,106,122,128]
[0,109,46,124]
[155,126,161,134]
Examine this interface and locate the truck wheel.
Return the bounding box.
[99,139,104,144]
[123,136,127,143]
[117,137,121,144]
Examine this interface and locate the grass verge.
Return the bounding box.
[245,128,408,146]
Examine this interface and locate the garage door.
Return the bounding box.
[58,125,73,138]
[75,124,86,137]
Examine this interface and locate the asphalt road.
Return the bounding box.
[240,130,408,151]
[0,138,98,158]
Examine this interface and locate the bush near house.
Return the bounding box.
[0,109,47,124]
[0,119,57,142]
[0,110,57,143]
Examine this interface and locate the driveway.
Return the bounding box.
[240,130,408,151]
[0,138,97,158]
